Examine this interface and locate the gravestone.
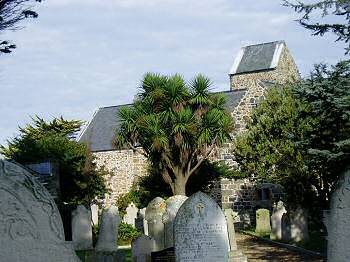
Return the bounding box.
[136,208,148,235]
[174,191,229,262]
[281,208,309,242]
[124,202,138,227]
[145,197,166,251]
[255,208,271,234]
[324,170,350,262]
[72,205,93,250]
[270,201,286,240]
[95,205,120,252]
[163,195,188,248]
[240,210,251,229]
[132,235,156,262]
[90,203,99,226]
[224,209,247,262]
[0,159,80,262]
[281,212,291,242]
[151,247,175,262]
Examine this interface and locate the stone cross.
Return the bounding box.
[0,159,80,262]
[174,191,229,262]
[72,205,93,250]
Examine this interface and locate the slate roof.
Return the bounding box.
[229,41,285,75]
[78,89,246,152]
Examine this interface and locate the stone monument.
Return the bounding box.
[270,201,286,240]
[145,197,166,251]
[95,205,120,252]
[132,235,156,262]
[136,208,148,235]
[163,195,188,248]
[124,202,138,227]
[0,159,80,262]
[224,209,247,262]
[323,169,350,262]
[72,205,93,250]
[255,208,271,234]
[174,191,229,262]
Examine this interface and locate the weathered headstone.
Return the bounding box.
[124,202,138,227]
[255,208,271,234]
[270,201,286,240]
[136,208,148,235]
[90,203,99,226]
[95,205,120,252]
[324,170,350,262]
[174,191,229,262]
[281,208,309,242]
[224,209,247,262]
[145,197,166,251]
[72,205,93,250]
[0,159,80,262]
[132,235,156,262]
[163,195,188,248]
[240,210,251,229]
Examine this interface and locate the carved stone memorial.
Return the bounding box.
[95,205,120,252]
[132,235,156,262]
[90,203,99,226]
[145,197,166,251]
[163,195,188,248]
[124,202,138,227]
[72,205,93,250]
[323,170,350,262]
[255,208,271,234]
[0,159,80,262]
[270,201,286,240]
[174,191,229,262]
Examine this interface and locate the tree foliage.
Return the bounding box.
[283,0,350,53]
[0,116,108,204]
[115,73,234,195]
[234,61,350,209]
[0,0,42,54]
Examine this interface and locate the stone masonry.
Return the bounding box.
[87,41,299,208]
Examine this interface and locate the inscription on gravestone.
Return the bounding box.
[174,191,229,262]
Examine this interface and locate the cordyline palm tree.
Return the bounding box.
[115,73,234,196]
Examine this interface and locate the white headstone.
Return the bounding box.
[324,171,350,262]
[163,195,188,248]
[174,191,229,262]
[0,159,80,262]
[132,235,156,262]
[255,208,271,234]
[270,201,286,240]
[72,205,93,250]
[145,197,166,251]
[90,203,99,226]
[95,205,120,252]
[124,202,138,227]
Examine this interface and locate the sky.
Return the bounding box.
[0,0,345,148]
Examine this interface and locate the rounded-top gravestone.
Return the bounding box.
[163,195,188,248]
[0,159,80,262]
[174,191,229,262]
[145,197,166,251]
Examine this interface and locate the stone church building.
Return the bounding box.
[79,40,300,216]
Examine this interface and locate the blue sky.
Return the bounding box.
[0,0,345,147]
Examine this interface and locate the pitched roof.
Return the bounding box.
[229,40,285,75]
[78,89,246,152]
